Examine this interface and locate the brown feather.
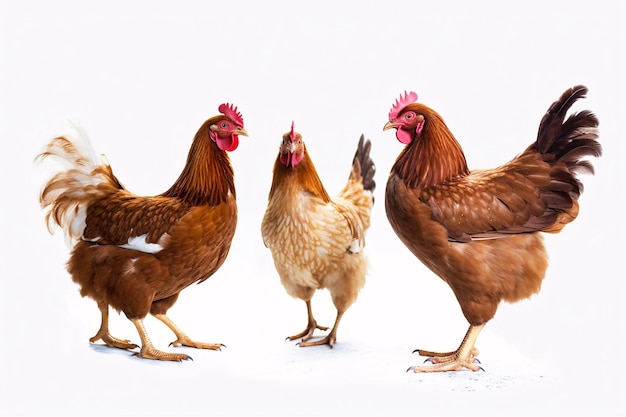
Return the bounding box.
[82,193,192,245]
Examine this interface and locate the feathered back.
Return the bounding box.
[36,123,122,246]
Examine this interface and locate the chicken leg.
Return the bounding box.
[89,301,138,350]
[298,310,345,349]
[287,300,329,343]
[153,313,224,351]
[409,324,485,372]
[130,318,191,362]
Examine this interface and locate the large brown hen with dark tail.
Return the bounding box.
[37,103,248,361]
[383,86,601,372]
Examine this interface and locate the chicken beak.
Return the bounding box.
[235,127,249,137]
[383,121,396,131]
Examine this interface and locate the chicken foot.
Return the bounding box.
[89,302,138,350]
[130,318,191,361]
[287,300,329,342]
[298,310,345,349]
[408,324,485,372]
[153,313,224,351]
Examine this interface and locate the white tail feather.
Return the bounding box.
[37,122,117,247]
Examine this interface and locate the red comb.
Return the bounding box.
[389,91,418,120]
[289,120,296,143]
[218,103,244,127]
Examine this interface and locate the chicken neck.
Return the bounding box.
[393,109,469,190]
[162,121,235,206]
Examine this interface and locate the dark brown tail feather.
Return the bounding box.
[351,134,376,194]
[535,85,601,199]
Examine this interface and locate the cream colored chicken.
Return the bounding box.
[261,122,375,347]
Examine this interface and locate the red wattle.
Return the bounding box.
[290,151,303,166]
[280,151,291,166]
[215,134,239,152]
[396,129,413,144]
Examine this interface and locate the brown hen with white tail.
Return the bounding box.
[37,103,248,361]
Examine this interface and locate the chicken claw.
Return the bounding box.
[297,333,337,348]
[90,302,138,350]
[413,347,480,363]
[294,309,344,349]
[134,347,192,362]
[407,349,483,372]
[90,331,138,350]
[407,360,483,373]
[287,321,329,343]
[169,337,225,351]
[130,317,194,362]
[407,325,485,372]
[286,300,330,342]
[153,313,224,351]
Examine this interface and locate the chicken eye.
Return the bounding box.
[220,122,228,129]
[405,112,415,120]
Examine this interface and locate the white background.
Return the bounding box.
[1,1,624,416]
